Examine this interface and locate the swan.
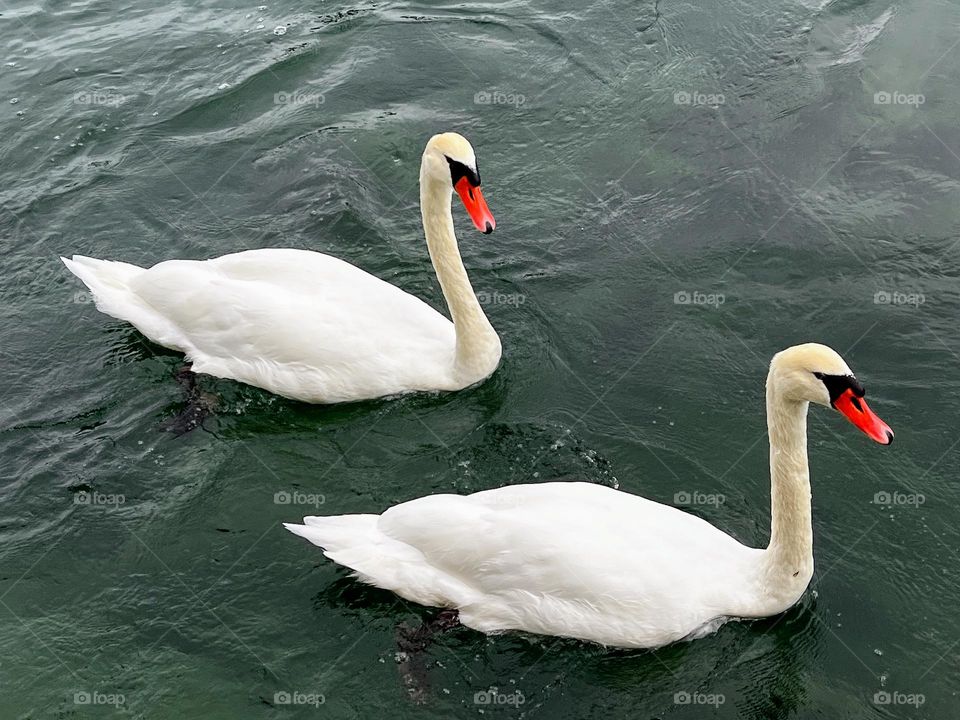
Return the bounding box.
[61,133,501,404]
[285,343,894,649]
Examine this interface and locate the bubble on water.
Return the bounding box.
[257,4,267,9]
[273,25,287,35]
[874,648,883,656]
[256,24,265,29]
[152,111,158,116]
[245,13,252,18]
[9,97,18,104]
[216,43,223,48]
[54,135,60,140]
[218,82,231,90]
[5,61,15,67]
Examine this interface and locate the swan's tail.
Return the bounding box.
[284,514,464,607]
[61,255,145,319]
[283,514,381,556]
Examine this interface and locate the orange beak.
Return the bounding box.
[833,388,894,445]
[454,176,495,234]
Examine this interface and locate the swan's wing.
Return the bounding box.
[381,482,748,595]
[126,249,455,401]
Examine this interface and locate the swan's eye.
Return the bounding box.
[445,156,481,188]
[814,371,866,406]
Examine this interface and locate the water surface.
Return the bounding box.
[1,0,957,717]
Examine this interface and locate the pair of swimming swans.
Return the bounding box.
[64,133,893,649]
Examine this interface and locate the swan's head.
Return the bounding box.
[421,132,495,234]
[769,343,893,445]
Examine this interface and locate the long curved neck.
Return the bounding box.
[761,378,814,594]
[419,174,500,380]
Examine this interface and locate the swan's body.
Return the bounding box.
[62,133,501,404]
[286,344,893,648]
[288,481,775,647]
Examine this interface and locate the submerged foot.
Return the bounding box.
[161,366,219,436]
[395,609,460,704]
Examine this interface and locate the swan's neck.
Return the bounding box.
[759,382,814,601]
[419,175,500,381]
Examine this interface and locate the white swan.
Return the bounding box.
[285,344,894,648]
[61,133,501,404]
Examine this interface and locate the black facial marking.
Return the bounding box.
[445,156,481,187]
[813,372,865,406]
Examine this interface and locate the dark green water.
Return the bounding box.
[1,0,958,717]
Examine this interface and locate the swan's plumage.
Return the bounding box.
[286,481,764,648]
[63,250,460,403]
